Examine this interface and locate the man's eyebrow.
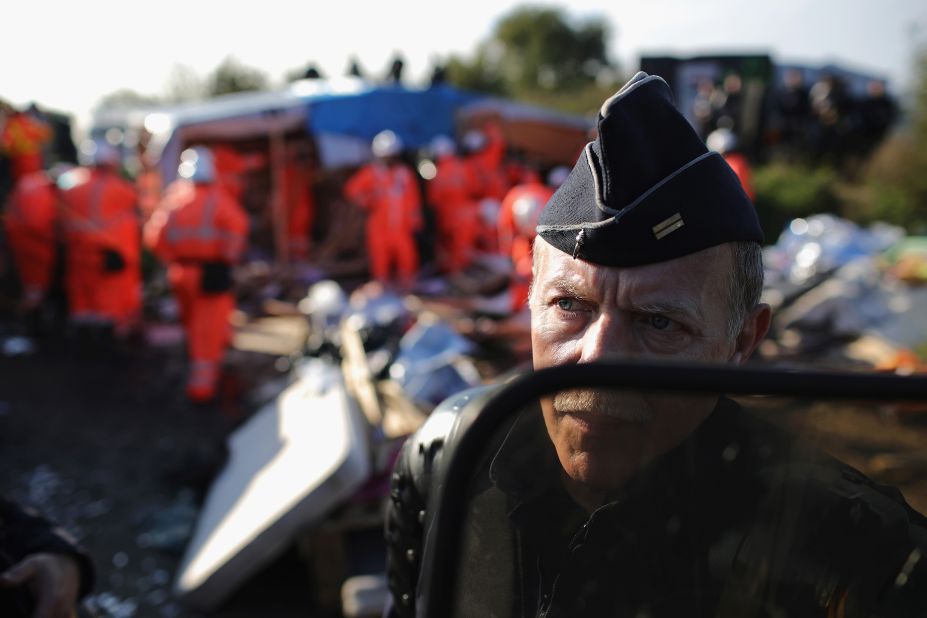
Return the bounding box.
[630,299,702,320]
[545,278,593,301]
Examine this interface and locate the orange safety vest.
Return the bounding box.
[0,113,52,179]
[58,168,140,324]
[3,172,58,299]
[344,161,422,235]
[427,154,477,230]
[146,181,249,265]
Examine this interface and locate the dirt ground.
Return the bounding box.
[0,315,321,618]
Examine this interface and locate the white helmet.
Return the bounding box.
[546,165,570,188]
[372,130,403,158]
[79,139,120,167]
[706,128,738,154]
[430,135,456,158]
[462,130,486,153]
[178,146,216,183]
[512,195,545,237]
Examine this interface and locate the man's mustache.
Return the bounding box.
[553,388,654,423]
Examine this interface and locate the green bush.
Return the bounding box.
[752,164,840,240]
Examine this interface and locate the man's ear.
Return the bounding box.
[731,303,771,365]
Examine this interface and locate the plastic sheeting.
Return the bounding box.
[307,84,484,153]
[389,317,481,407]
[764,214,904,286]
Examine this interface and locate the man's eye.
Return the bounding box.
[648,314,673,330]
[556,298,576,312]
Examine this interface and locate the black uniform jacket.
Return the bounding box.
[434,398,927,618]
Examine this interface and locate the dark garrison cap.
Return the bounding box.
[537,71,763,266]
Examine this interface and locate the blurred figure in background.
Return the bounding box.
[3,167,60,331]
[344,130,422,289]
[144,146,249,403]
[707,127,755,201]
[58,140,141,343]
[0,103,52,181]
[426,134,478,274]
[462,123,510,254]
[283,143,316,263]
[498,165,569,312]
[774,68,811,160]
[809,73,851,166]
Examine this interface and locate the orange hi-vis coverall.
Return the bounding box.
[144,180,249,403]
[283,162,315,262]
[498,181,555,312]
[426,152,479,274]
[0,113,52,180]
[344,161,422,285]
[3,172,58,306]
[59,168,141,330]
[722,152,756,201]
[465,123,511,254]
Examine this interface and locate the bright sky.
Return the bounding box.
[3,0,925,135]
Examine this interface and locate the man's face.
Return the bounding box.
[530,239,765,494]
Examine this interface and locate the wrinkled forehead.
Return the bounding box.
[534,238,732,299]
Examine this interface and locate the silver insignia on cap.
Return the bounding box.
[652,213,685,240]
[572,229,586,259]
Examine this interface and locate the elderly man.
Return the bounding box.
[384,73,927,617]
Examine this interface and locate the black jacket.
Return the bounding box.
[0,497,95,615]
[388,397,927,617]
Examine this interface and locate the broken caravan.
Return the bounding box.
[134,79,593,275]
[406,361,927,617]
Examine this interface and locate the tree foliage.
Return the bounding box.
[855,45,927,232]
[164,64,205,103]
[206,56,270,97]
[445,5,621,114]
[95,89,161,110]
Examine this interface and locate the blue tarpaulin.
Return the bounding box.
[306,84,486,148]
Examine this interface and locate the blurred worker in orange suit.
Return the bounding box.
[707,128,755,201]
[344,130,422,288]
[426,135,478,274]
[283,146,316,262]
[58,140,141,341]
[135,136,162,222]
[0,105,52,180]
[463,123,511,254]
[211,145,248,202]
[498,166,570,312]
[144,146,249,403]
[3,169,60,319]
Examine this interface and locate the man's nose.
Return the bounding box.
[579,312,629,363]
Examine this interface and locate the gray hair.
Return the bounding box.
[725,241,765,339]
[529,238,765,340]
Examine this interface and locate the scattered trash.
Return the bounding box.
[389,315,480,407]
[136,489,199,554]
[1,336,36,357]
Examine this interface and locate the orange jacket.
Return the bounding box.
[145,180,249,265]
[427,153,476,229]
[4,172,58,293]
[284,163,315,259]
[344,162,421,235]
[59,168,139,268]
[723,152,755,201]
[4,172,57,240]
